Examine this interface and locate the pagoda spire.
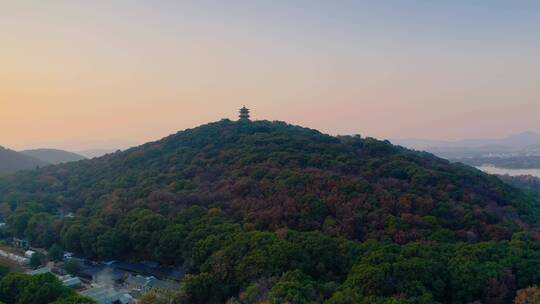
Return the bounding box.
[239,106,250,121]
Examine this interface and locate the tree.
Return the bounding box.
[60,224,83,253]
[482,270,516,304]
[268,270,319,304]
[326,288,363,304]
[514,286,540,304]
[17,273,66,304]
[30,252,42,269]
[7,211,31,238]
[0,272,93,304]
[181,273,219,304]
[157,224,187,265]
[0,266,8,280]
[126,210,168,259]
[0,272,31,303]
[48,244,64,262]
[139,290,183,304]
[95,229,126,260]
[25,213,58,248]
[64,260,81,276]
[51,296,96,304]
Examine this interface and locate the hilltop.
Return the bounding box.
[20,148,86,164]
[0,146,85,176]
[1,119,540,303]
[0,146,47,175]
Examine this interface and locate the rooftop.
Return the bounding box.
[26,267,50,276]
[80,285,133,304]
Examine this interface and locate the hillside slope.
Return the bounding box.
[1,120,537,239]
[0,146,48,175]
[1,120,540,303]
[20,148,86,164]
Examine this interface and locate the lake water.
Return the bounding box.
[477,165,540,178]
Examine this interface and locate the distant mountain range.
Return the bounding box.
[21,148,86,164]
[394,132,540,169]
[0,147,48,175]
[0,147,85,175]
[395,131,540,151]
[76,148,120,159]
[394,131,540,158]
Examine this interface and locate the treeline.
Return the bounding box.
[7,204,540,303]
[176,228,540,303]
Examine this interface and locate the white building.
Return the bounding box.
[0,249,29,265]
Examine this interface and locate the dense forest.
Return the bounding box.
[1,120,540,303]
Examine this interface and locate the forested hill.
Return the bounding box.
[0,146,47,176]
[2,120,540,303]
[20,148,86,164]
[1,119,538,240]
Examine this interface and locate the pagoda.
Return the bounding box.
[239,106,250,121]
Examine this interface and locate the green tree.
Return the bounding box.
[157,224,187,264]
[30,252,42,269]
[0,266,8,280]
[48,244,64,262]
[60,224,83,253]
[0,272,92,304]
[138,290,183,304]
[0,272,31,303]
[25,213,57,248]
[268,270,319,304]
[7,211,31,237]
[64,260,81,276]
[181,273,219,304]
[51,295,96,304]
[17,273,66,304]
[95,229,126,260]
[125,210,168,259]
[325,288,363,304]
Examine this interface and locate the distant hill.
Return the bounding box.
[395,131,540,162]
[395,131,540,151]
[453,155,540,169]
[0,146,48,175]
[498,174,540,195]
[0,147,85,176]
[76,148,120,159]
[20,148,86,164]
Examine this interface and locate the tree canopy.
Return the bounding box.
[1,120,540,303]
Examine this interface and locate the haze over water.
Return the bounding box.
[477,165,540,178]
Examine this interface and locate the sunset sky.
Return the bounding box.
[1,1,539,151]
